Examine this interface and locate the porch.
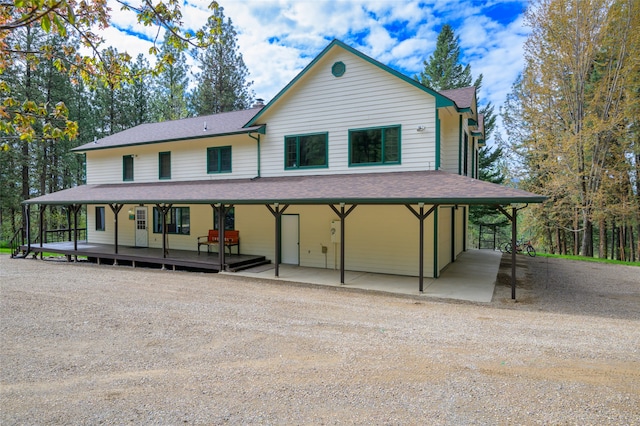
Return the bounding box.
[20,242,501,302]
[23,241,269,272]
[226,249,501,302]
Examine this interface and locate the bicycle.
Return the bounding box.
[503,239,536,257]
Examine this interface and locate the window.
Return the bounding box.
[153,207,190,235]
[214,207,235,230]
[349,125,400,166]
[159,151,171,179]
[95,206,105,231]
[123,155,134,181]
[207,146,232,174]
[285,133,328,169]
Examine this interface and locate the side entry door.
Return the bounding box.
[281,214,299,265]
[135,206,148,247]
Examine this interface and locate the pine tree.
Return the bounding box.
[416,24,472,91]
[190,8,254,115]
[150,32,190,122]
[417,24,504,232]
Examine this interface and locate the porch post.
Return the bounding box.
[24,203,31,256]
[265,203,290,277]
[71,204,81,261]
[329,203,357,284]
[39,205,44,258]
[496,205,519,300]
[66,206,72,242]
[451,207,456,262]
[155,204,172,258]
[511,206,517,300]
[406,204,437,293]
[217,204,225,270]
[108,204,124,254]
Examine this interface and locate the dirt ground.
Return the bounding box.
[1,253,639,425]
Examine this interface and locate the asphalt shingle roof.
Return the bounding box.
[25,170,545,206]
[73,108,263,152]
[439,86,476,110]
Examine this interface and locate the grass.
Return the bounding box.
[536,252,640,267]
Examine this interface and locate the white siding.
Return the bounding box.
[85,134,258,184]
[440,109,460,174]
[257,48,438,177]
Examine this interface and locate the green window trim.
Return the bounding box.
[284,132,328,170]
[95,206,105,231]
[207,146,232,174]
[158,151,171,180]
[123,155,134,181]
[348,125,401,166]
[152,206,190,235]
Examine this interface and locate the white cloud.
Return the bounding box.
[93,0,529,141]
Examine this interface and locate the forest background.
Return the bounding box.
[1,0,638,261]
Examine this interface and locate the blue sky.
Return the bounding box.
[103,0,530,142]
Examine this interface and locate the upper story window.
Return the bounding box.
[349,125,400,166]
[285,133,328,169]
[95,206,105,231]
[123,155,134,181]
[207,146,232,174]
[159,151,171,179]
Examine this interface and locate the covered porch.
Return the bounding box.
[17,170,545,299]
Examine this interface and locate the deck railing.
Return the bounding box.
[9,227,24,258]
[44,228,87,243]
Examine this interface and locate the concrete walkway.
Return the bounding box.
[226,249,502,303]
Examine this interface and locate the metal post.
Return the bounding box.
[265,204,289,278]
[329,204,357,284]
[109,204,123,254]
[511,206,517,300]
[217,204,226,270]
[406,204,437,293]
[39,205,44,256]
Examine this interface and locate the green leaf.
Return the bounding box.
[41,14,51,32]
[67,4,76,24]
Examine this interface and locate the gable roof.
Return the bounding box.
[438,87,477,112]
[73,108,264,152]
[245,39,457,127]
[24,170,546,206]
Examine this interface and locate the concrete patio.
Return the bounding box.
[226,249,502,302]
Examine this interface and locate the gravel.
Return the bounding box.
[1,253,639,425]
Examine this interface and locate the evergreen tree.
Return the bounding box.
[125,54,152,126]
[417,24,504,230]
[150,32,190,121]
[416,24,472,91]
[190,8,254,115]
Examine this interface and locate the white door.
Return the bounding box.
[135,206,148,247]
[281,214,299,265]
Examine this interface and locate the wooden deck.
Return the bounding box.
[20,241,269,272]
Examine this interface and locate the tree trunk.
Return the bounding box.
[599,217,606,259]
[581,217,593,257]
[618,224,626,261]
[573,210,580,255]
[546,223,554,254]
[629,225,635,262]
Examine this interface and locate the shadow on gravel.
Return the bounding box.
[492,254,640,321]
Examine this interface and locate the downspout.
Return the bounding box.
[458,115,462,175]
[248,132,261,179]
[435,109,441,170]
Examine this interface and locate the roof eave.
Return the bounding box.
[73,125,266,153]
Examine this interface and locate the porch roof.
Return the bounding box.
[24,171,545,206]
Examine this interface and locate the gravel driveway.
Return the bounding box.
[1,254,639,425]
